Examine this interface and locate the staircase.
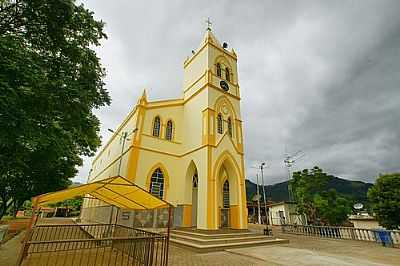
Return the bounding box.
[170,228,289,253]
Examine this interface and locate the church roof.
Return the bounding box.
[202,28,222,47]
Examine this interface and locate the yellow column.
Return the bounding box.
[126,103,146,181]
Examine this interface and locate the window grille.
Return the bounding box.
[226,68,230,82]
[223,180,229,208]
[216,63,222,77]
[150,168,164,199]
[227,117,233,137]
[165,120,173,140]
[192,173,198,188]
[217,114,223,134]
[153,116,161,137]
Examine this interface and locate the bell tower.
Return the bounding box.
[181,24,247,230]
[182,27,240,100]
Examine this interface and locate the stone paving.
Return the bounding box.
[1,221,400,266]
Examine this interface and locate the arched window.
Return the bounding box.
[223,180,229,208]
[192,172,198,188]
[217,114,223,134]
[227,117,233,137]
[216,63,222,77]
[152,116,161,137]
[225,68,230,82]
[165,120,173,141]
[150,168,164,199]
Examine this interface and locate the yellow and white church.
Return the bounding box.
[83,27,247,230]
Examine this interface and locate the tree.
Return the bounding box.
[368,173,400,230]
[290,167,351,225]
[0,0,110,219]
[314,189,351,225]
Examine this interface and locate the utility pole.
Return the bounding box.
[260,162,272,235]
[108,128,138,176]
[284,150,305,201]
[107,127,137,226]
[256,173,261,224]
[260,163,268,224]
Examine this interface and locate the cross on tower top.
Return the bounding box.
[205,17,212,31]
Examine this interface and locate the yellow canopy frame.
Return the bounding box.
[32,175,173,210]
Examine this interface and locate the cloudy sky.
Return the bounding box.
[74,0,400,185]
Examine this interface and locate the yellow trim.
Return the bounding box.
[92,106,138,164]
[212,150,244,229]
[126,104,146,181]
[183,39,237,69]
[207,145,215,229]
[210,72,238,87]
[145,163,170,200]
[146,102,183,109]
[148,98,182,105]
[239,153,247,228]
[214,95,238,119]
[214,55,233,74]
[208,83,241,100]
[89,147,132,182]
[182,205,192,227]
[183,41,208,68]
[142,133,182,144]
[230,205,241,229]
[183,71,207,93]
[90,134,246,183]
[209,42,237,61]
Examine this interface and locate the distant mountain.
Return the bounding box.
[245,176,373,203]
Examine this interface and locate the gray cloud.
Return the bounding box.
[74,0,400,185]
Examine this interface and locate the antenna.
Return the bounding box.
[283,149,305,201]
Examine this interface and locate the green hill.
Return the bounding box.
[245,176,373,203]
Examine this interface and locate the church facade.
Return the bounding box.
[83,28,247,230]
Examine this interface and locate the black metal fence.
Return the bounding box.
[281,224,400,248]
[18,223,169,265]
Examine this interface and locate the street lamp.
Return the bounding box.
[256,173,261,224]
[108,127,138,176]
[260,162,271,235]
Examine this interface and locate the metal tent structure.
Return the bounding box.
[17,175,174,266]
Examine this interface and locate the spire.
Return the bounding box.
[138,89,148,105]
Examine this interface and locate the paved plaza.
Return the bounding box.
[1,225,399,266]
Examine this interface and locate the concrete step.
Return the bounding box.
[170,237,289,253]
[170,229,257,239]
[170,233,271,245]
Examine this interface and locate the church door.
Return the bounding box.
[192,173,198,227]
[221,180,230,228]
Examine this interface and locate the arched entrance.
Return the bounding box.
[185,161,199,227]
[192,172,198,227]
[214,152,242,229]
[221,179,230,227]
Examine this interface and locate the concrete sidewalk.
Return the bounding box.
[0,231,25,266]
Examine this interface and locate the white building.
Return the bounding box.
[268,201,307,225]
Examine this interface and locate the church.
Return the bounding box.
[82,26,247,230]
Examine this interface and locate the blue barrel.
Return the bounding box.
[375,230,393,247]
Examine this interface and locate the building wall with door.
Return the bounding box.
[268,202,307,225]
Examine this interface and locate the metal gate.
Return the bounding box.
[221,208,230,228]
[18,223,169,266]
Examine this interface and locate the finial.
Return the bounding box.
[205,17,212,31]
[141,89,147,99]
[138,89,148,105]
